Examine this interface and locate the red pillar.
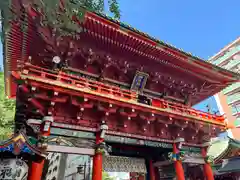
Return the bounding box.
[149,159,156,180]
[92,153,103,180]
[154,167,160,180]
[27,159,45,180]
[201,147,214,180]
[92,133,103,180]
[173,143,185,180]
[28,116,53,180]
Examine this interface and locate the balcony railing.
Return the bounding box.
[18,63,226,125]
[223,58,240,70]
[222,82,240,95]
[212,45,240,65]
[227,94,240,104]
[231,104,240,116]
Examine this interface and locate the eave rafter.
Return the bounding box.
[12,65,228,145]
[12,65,228,127]
[82,26,218,84]
[18,84,45,116]
[15,88,216,144]
[83,12,239,82]
[3,0,240,102]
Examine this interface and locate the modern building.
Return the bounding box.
[208,37,240,139]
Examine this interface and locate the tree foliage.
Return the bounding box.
[0,0,121,139]
[0,0,121,41]
[0,72,15,139]
[71,0,121,19]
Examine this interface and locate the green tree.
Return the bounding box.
[0,72,15,139]
[0,0,121,138]
[77,0,121,19]
[0,0,121,45]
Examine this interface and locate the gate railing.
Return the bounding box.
[19,63,226,125]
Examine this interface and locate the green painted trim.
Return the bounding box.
[50,127,96,139]
[182,146,201,152]
[105,134,173,148]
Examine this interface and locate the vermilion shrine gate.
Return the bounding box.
[1,0,240,180]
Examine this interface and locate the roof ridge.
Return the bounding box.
[80,6,240,79]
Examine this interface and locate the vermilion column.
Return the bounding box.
[92,133,103,180]
[28,116,53,180]
[173,143,185,180]
[154,167,160,180]
[149,159,156,180]
[92,153,103,180]
[27,159,45,180]
[201,147,214,180]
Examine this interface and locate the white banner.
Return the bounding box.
[0,159,28,180]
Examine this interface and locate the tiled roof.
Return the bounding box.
[218,157,240,173]
[83,7,240,79]
[207,137,240,163]
[0,131,46,157]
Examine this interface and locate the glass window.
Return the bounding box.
[231,104,240,114]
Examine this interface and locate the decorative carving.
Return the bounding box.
[47,136,95,149]
[37,136,48,150]
[182,152,205,164]
[204,155,214,164]
[0,132,45,157]
[15,65,223,145]
[105,135,173,148]
[95,142,111,155]
[168,151,185,162]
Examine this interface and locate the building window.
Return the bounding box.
[232,104,240,114]
[234,117,240,127]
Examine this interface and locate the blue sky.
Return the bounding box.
[117,0,240,112]
[1,0,240,112]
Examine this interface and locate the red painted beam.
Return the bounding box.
[18,84,45,116]
[27,79,225,126]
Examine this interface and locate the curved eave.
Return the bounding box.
[212,138,240,164]
[83,10,240,82]
[84,8,237,73]
[81,11,239,104]
[0,132,46,157]
[4,2,240,102]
